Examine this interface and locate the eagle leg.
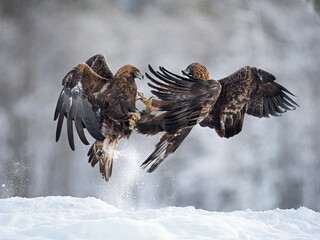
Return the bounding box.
[138,92,159,112]
[128,112,141,129]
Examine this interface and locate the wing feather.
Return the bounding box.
[55,88,72,142]
[74,117,89,145]
[200,67,298,138]
[160,66,195,82]
[67,111,75,150]
[85,54,114,79]
[56,105,66,142]
[146,65,221,132]
[247,72,298,118]
[54,58,110,150]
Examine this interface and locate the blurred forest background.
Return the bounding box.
[0,0,320,212]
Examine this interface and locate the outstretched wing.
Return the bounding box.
[146,65,221,132]
[200,67,298,138]
[85,54,114,80]
[246,69,298,118]
[54,55,112,150]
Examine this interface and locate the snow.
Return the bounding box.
[1,197,320,240]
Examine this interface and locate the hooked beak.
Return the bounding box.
[135,71,144,80]
[182,68,190,76]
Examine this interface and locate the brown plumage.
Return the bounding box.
[54,54,143,181]
[142,63,298,171]
[134,108,165,136]
[136,64,220,172]
[199,66,298,138]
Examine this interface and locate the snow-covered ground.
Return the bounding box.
[0,197,320,240]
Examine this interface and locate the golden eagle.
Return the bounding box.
[54,54,143,181]
[139,63,298,171]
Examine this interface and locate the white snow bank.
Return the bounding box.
[0,197,320,240]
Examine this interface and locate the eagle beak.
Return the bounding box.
[182,68,190,75]
[135,71,144,80]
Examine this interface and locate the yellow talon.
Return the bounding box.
[129,119,136,129]
[128,112,141,129]
[130,112,141,121]
[138,92,152,108]
[138,92,158,111]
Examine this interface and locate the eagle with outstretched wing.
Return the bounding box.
[139,63,298,171]
[54,54,143,181]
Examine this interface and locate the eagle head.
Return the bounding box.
[115,65,144,80]
[182,63,210,81]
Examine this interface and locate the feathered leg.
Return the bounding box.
[88,138,119,181]
[141,128,192,172]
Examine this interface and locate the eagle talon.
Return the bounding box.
[128,112,141,129]
[138,92,158,111]
[128,119,136,130]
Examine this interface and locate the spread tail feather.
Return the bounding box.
[141,128,192,172]
[87,138,118,181]
[215,108,246,138]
